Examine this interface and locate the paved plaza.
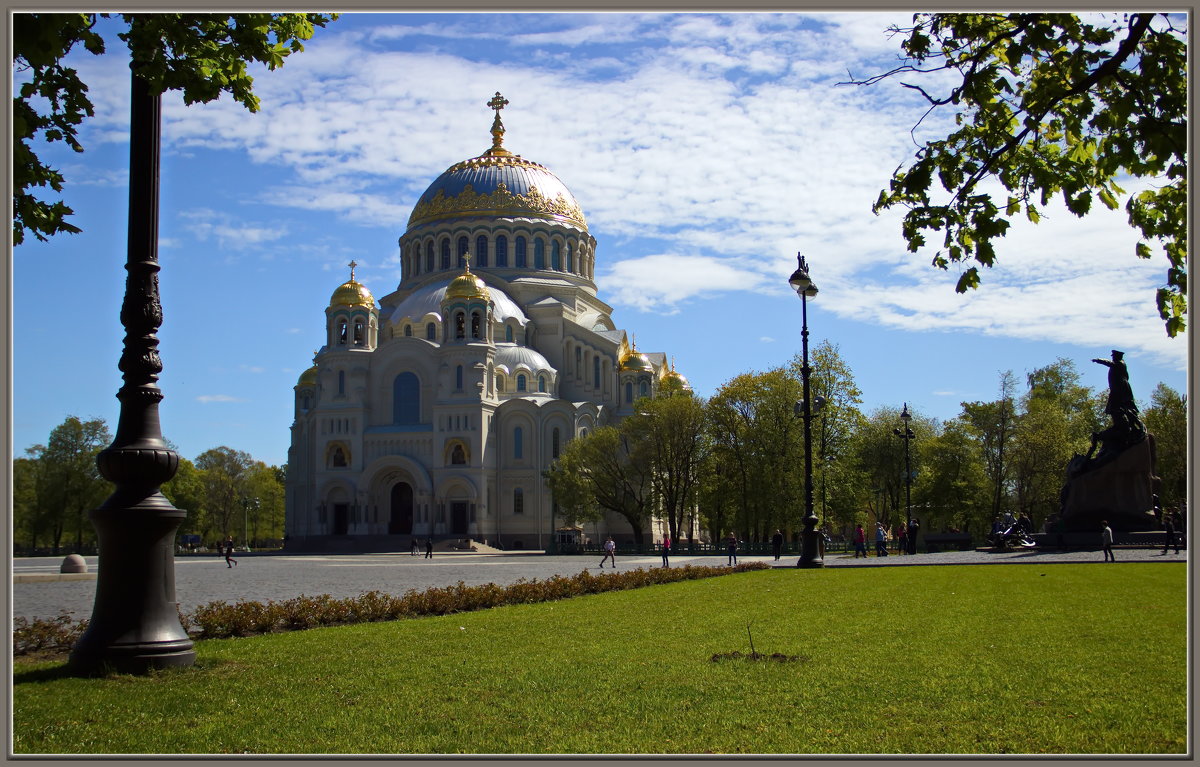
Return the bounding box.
[11,546,1186,623]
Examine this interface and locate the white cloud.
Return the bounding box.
[599,253,769,311]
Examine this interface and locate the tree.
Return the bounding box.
[857,13,1187,336]
[918,417,990,534]
[1142,383,1187,507]
[12,455,43,553]
[852,406,936,534]
[705,369,805,541]
[244,462,286,546]
[544,426,654,545]
[195,446,255,540]
[162,456,208,539]
[961,370,1018,520]
[33,416,113,554]
[623,393,709,543]
[798,341,868,533]
[13,12,337,245]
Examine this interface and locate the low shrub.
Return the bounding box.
[12,561,769,650]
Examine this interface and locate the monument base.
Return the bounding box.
[1060,435,1158,533]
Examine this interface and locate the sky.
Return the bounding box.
[10,12,1191,468]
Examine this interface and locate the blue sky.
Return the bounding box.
[11,12,1190,467]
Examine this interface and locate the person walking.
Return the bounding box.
[661,534,671,568]
[599,536,617,568]
[907,517,920,555]
[771,529,784,561]
[724,532,739,566]
[875,523,888,557]
[852,525,867,558]
[425,537,434,559]
[224,536,237,568]
[1101,520,1115,562]
[411,538,420,556]
[1162,513,1179,555]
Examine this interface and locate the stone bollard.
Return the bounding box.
[61,554,88,574]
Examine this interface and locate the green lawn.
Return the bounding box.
[12,562,1187,755]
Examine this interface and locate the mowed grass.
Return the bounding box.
[13,563,1186,755]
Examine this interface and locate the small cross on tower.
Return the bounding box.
[348,260,358,281]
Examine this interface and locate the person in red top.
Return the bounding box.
[661,534,671,568]
[853,525,867,558]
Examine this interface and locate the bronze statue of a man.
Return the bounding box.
[1092,349,1136,417]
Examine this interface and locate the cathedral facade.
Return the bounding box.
[284,94,690,552]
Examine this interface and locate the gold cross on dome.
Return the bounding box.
[348,260,358,280]
[487,92,509,114]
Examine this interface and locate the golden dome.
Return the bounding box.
[297,366,318,387]
[446,256,490,300]
[619,335,653,372]
[659,357,692,393]
[330,261,375,308]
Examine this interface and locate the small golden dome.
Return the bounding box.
[620,351,653,372]
[659,357,692,393]
[330,261,375,308]
[446,255,490,300]
[297,366,318,387]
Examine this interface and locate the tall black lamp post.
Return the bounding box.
[69,65,195,674]
[788,254,824,568]
[893,403,915,551]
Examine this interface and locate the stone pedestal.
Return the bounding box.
[1061,435,1158,532]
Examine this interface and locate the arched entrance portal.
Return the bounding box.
[389,482,414,535]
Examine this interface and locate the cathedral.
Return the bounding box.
[284,93,691,552]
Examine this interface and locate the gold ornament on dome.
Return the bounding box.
[408,177,587,229]
[446,253,491,300]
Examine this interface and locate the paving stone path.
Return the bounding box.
[11,546,1185,622]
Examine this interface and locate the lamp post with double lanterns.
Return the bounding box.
[788,254,824,568]
[893,403,915,552]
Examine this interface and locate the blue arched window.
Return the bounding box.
[496,235,508,266]
[552,428,560,458]
[404,324,412,337]
[425,242,434,273]
[393,372,420,425]
[534,239,545,269]
[538,375,546,393]
[575,347,582,375]
[426,322,436,340]
[513,487,524,514]
[476,235,488,267]
[593,357,601,388]
[457,236,469,267]
[505,325,513,343]
[566,244,573,273]
[625,381,633,403]
[517,374,527,392]
[456,365,463,390]
[551,241,561,270]
[440,239,451,269]
[514,427,524,459]
[640,380,649,397]
[515,236,527,267]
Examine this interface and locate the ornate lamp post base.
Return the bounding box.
[797,514,825,568]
